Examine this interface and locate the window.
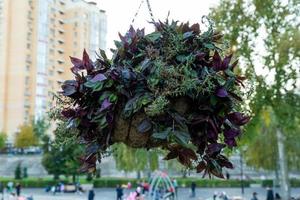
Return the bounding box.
[27,43,31,49]
[26,65,30,71]
[27,32,32,40]
[50,28,55,36]
[25,76,30,85]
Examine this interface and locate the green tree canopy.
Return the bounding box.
[15,124,38,148]
[210,0,300,198]
[0,132,6,149]
[113,143,159,174]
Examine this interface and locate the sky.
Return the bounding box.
[95,0,219,52]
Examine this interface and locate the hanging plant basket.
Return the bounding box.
[57,19,250,178]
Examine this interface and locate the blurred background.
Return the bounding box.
[0,0,299,199]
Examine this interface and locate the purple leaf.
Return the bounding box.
[106,112,114,125]
[90,74,107,83]
[191,23,200,34]
[216,88,228,97]
[224,138,237,147]
[137,118,152,133]
[100,99,112,112]
[196,52,206,61]
[82,49,93,72]
[224,128,240,139]
[227,112,250,126]
[70,56,84,74]
[61,80,78,96]
[110,69,120,80]
[61,109,76,118]
[212,51,222,71]
[231,59,239,69]
[207,143,225,155]
[221,54,232,70]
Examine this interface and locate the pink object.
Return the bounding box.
[126,192,137,200]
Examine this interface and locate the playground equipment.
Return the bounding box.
[149,171,177,200]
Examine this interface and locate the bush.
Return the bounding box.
[1,177,300,188]
[14,163,22,180]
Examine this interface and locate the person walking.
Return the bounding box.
[190,181,196,198]
[266,188,274,200]
[172,179,178,197]
[15,183,21,197]
[116,184,123,200]
[275,193,281,200]
[251,192,258,200]
[88,189,95,200]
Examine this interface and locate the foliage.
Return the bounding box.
[15,163,22,180]
[56,19,250,178]
[42,133,83,180]
[23,167,28,178]
[210,0,300,194]
[31,117,50,140]
[15,124,38,148]
[2,176,300,188]
[0,132,6,149]
[113,143,159,173]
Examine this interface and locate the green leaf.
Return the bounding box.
[137,118,152,133]
[109,94,118,102]
[99,117,108,128]
[204,43,215,49]
[99,49,107,60]
[145,32,161,42]
[173,130,191,147]
[183,31,194,39]
[176,55,187,63]
[152,129,171,140]
[84,81,104,92]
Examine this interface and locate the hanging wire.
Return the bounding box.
[145,0,156,23]
[130,0,156,26]
[131,0,145,25]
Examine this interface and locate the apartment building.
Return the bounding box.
[0,0,107,141]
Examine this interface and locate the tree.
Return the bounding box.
[32,117,50,142]
[15,163,22,180]
[210,0,300,199]
[42,121,83,181]
[0,132,6,150]
[15,124,38,148]
[113,143,159,178]
[23,167,28,178]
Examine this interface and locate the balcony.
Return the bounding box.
[58,19,64,25]
[57,68,64,74]
[57,59,64,64]
[57,49,64,54]
[58,39,64,44]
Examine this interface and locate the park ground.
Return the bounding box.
[3,187,300,200]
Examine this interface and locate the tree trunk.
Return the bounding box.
[72,174,76,183]
[276,128,290,200]
[137,171,141,179]
[54,174,59,180]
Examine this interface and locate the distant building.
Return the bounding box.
[0,0,107,141]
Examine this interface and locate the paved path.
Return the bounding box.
[2,187,300,200]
